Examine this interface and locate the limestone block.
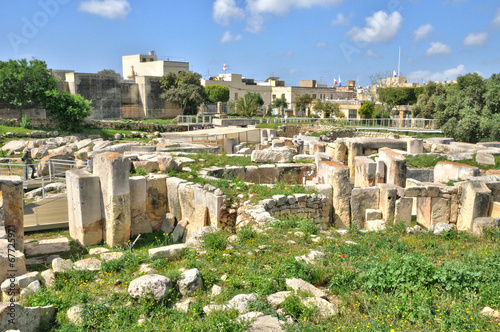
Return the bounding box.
[375,158,385,184]
[223,138,239,154]
[475,152,495,166]
[166,177,187,223]
[351,187,379,229]
[158,155,175,172]
[128,274,173,301]
[92,152,131,247]
[277,163,310,184]
[173,220,189,243]
[417,197,432,228]
[66,170,103,247]
[178,183,196,223]
[365,209,382,221]
[249,315,284,331]
[472,217,500,236]
[251,150,293,163]
[395,197,413,226]
[52,258,73,273]
[40,269,55,288]
[73,258,101,271]
[302,297,338,318]
[491,202,500,218]
[129,176,152,236]
[149,243,186,261]
[407,139,423,154]
[146,175,168,232]
[331,164,351,229]
[379,148,407,188]
[285,278,327,299]
[0,176,24,251]
[354,156,376,187]
[434,161,480,183]
[0,303,56,332]
[457,181,492,232]
[333,139,348,164]
[162,213,175,234]
[204,191,225,228]
[378,184,399,223]
[404,185,440,198]
[364,219,385,231]
[24,238,70,257]
[132,161,159,173]
[177,268,203,297]
[0,249,26,287]
[38,154,74,176]
[347,140,363,181]
[256,164,279,184]
[430,197,451,226]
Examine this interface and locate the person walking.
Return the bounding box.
[22,147,36,180]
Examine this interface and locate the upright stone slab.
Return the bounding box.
[407,139,423,154]
[378,184,398,223]
[205,191,225,228]
[333,140,348,164]
[330,163,351,229]
[93,152,131,247]
[129,176,151,236]
[351,187,380,229]
[146,175,168,232]
[379,148,407,188]
[354,156,376,187]
[395,197,412,226]
[347,140,363,182]
[178,182,196,223]
[66,170,103,246]
[375,158,385,184]
[0,176,24,252]
[166,177,187,223]
[457,181,492,232]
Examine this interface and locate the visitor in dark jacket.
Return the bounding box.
[22,147,36,180]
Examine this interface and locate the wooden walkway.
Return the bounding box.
[24,193,69,232]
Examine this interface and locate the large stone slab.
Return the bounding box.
[0,303,55,332]
[379,148,407,188]
[0,176,24,251]
[351,187,379,229]
[166,177,187,223]
[378,184,399,223]
[434,161,480,183]
[354,156,376,187]
[251,150,293,163]
[178,182,196,223]
[457,181,492,231]
[146,175,168,232]
[66,170,103,247]
[24,238,70,257]
[93,152,131,247]
[149,243,186,261]
[129,176,152,236]
[330,163,351,229]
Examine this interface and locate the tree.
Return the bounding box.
[41,90,92,131]
[232,92,264,117]
[312,100,342,118]
[204,85,230,103]
[272,95,288,110]
[295,94,313,114]
[97,69,118,75]
[358,100,376,118]
[160,71,207,115]
[0,59,57,115]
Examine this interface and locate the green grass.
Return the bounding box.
[406,154,447,168]
[21,220,500,332]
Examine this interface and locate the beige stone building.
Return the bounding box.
[122,51,189,78]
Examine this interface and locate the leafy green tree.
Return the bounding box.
[232,92,264,117]
[0,59,57,114]
[312,100,342,118]
[412,81,447,119]
[372,105,390,119]
[272,95,288,110]
[295,94,313,114]
[204,85,230,103]
[160,71,207,115]
[41,90,92,131]
[97,69,118,75]
[484,74,500,115]
[358,100,376,118]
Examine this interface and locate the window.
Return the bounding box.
[281,93,285,99]
[141,58,146,62]
[349,109,357,119]
[235,93,238,99]
[312,94,317,99]
[272,94,276,100]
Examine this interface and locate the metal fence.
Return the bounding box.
[177,115,213,125]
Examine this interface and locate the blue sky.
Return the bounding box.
[1,0,499,86]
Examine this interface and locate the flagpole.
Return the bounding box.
[398,47,401,78]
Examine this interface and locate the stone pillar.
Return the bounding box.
[395,197,412,226]
[129,176,151,236]
[279,106,284,116]
[378,184,398,223]
[333,140,348,164]
[0,176,24,252]
[375,158,385,184]
[293,107,298,117]
[178,182,196,223]
[351,187,380,229]
[407,139,423,154]
[223,138,239,154]
[166,177,187,223]
[354,156,376,187]
[347,140,363,182]
[306,107,311,117]
[217,102,222,114]
[331,165,351,229]
[146,174,168,232]
[93,152,131,247]
[66,170,103,246]
[265,105,272,116]
[457,181,492,232]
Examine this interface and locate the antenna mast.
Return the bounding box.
[398,47,401,78]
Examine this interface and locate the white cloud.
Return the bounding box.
[246,0,343,16]
[219,31,243,43]
[426,42,452,55]
[79,0,131,19]
[283,50,294,58]
[408,64,466,82]
[348,11,403,43]
[315,41,327,48]
[213,0,245,25]
[331,13,349,25]
[463,32,488,46]
[413,24,434,41]
[365,49,379,58]
[494,8,500,27]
